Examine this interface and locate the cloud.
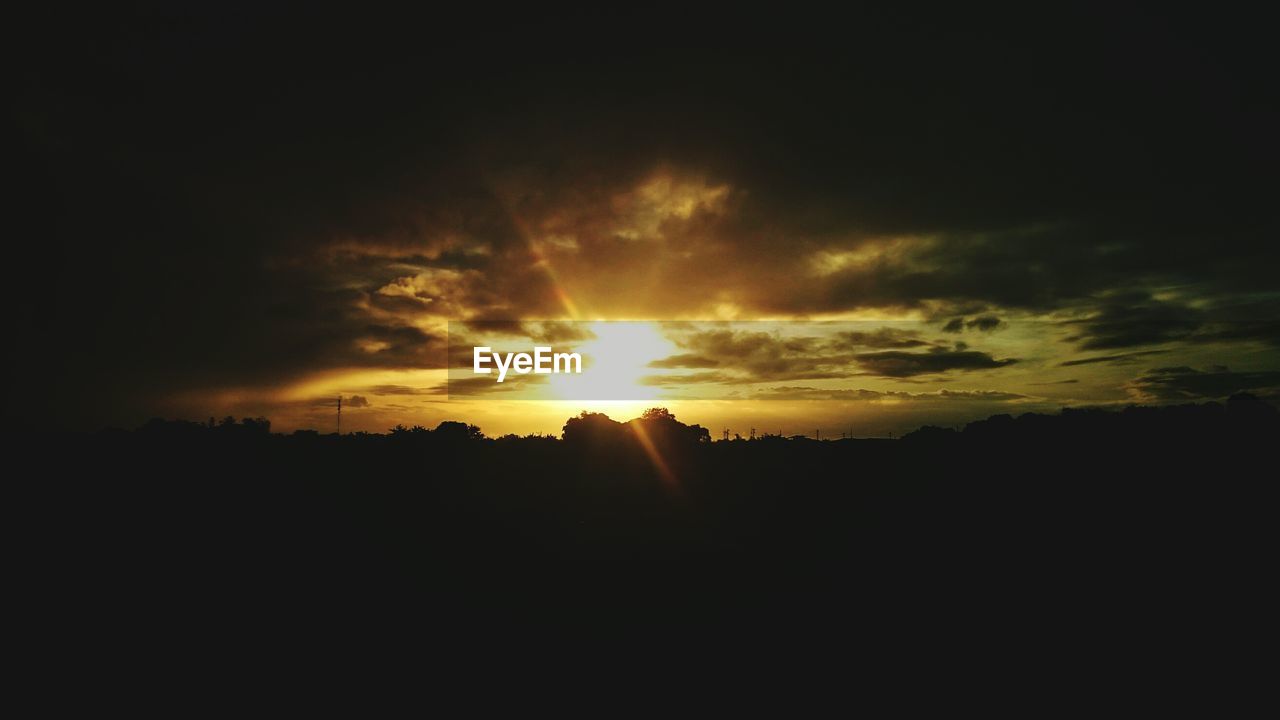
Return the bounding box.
[1062,295,1203,350]
[1126,366,1280,402]
[640,371,741,387]
[662,330,851,382]
[460,320,597,344]
[14,9,1279,429]
[345,395,370,408]
[640,326,1021,385]
[835,328,933,349]
[753,386,1031,402]
[433,373,551,397]
[365,385,438,396]
[1059,350,1168,367]
[648,354,721,369]
[853,349,1018,378]
[1182,295,1280,348]
[967,315,1004,332]
[942,316,1004,333]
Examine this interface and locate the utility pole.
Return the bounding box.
[337,395,342,435]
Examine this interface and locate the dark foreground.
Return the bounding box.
[15,397,1278,694]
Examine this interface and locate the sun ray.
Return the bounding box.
[629,420,680,494]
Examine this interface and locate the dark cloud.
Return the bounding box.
[835,328,933,349]
[1183,296,1280,348]
[345,395,370,408]
[755,387,889,401]
[967,316,1004,332]
[853,349,1018,378]
[933,389,1028,401]
[654,326,999,384]
[1060,350,1168,367]
[666,330,843,381]
[1063,295,1203,350]
[942,316,1004,333]
[1127,366,1280,402]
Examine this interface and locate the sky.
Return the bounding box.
[11,6,1279,436]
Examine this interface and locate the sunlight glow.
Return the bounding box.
[547,321,675,400]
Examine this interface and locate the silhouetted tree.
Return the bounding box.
[562,411,625,445]
[628,408,710,445]
[641,407,676,422]
[434,421,484,441]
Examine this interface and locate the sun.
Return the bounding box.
[547,321,675,401]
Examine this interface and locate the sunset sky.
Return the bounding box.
[13,7,1278,436]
